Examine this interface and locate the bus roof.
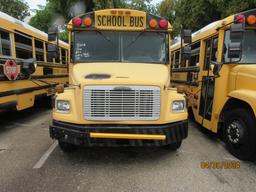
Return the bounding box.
[170,15,234,50]
[0,11,69,47]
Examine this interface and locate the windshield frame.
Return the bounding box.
[223,28,256,64]
[71,30,169,64]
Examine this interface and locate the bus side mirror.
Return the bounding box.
[55,84,64,94]
[21,58,36,78]
[48,26,58,42]
[182,46,191,60]
[47,44,59,58]
[230,23,244,42]
[228,42,242,59]
[226,23,244,61]
[212,63,222,77]
[182,29,192,44]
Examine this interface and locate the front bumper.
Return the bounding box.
[49,120,188,147]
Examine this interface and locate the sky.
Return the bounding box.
[25,0,161,10]
[25,0,47,10]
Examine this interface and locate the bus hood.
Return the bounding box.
[72,63,170,86]
[231,65,256,90]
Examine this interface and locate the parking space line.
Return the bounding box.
[33,141,58,169]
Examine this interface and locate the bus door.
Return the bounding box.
[198,37,218,128]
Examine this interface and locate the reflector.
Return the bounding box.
[73,17,82,26]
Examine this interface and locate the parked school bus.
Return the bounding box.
[0,11,69,111]
[49,9,188,152]
[170,9,256,160]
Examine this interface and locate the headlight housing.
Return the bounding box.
[56,100,70,113]
[172,100,185,113]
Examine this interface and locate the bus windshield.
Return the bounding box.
[73,31,167,64]
[224,29,256,64]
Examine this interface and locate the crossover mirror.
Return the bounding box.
[212,63,222,77]
[21,58,36,78]
[228,42,242,59]
[182,46,192,60]
[182,29,192,44]
[47,44,59,58]
[230,23,244,42]
[48,26,58,42]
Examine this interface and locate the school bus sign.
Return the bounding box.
[95,9,146,30]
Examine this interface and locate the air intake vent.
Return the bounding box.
[83,86,160,121]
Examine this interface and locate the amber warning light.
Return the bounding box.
[235,14,256,25]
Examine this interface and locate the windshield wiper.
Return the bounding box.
[125,31,145,49]
[96,30,113,45]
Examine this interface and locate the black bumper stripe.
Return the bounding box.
[50,120,188,147]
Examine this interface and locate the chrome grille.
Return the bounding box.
[83,86,160,120]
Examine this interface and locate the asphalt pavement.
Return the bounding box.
[0,98,256,192]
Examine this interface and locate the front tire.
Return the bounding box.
[223,108,256,160]
[58,140,77,153]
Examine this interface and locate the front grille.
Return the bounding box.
[83,86,160,120]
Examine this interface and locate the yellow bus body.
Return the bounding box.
[170,9,256,160]
[0,11,69,111]
[50,9,188,149]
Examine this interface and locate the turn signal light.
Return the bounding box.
[149,19,158,28]
[247,15,256,25]
[73,17,82,26]
[55,84,64,94]
[159,19,168,28]
[235,15,245,23]
[84,17,92,26]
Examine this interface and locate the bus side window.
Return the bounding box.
[204,39,211,70]
[204,37,218,70]
[46,43,54,63]
[35,39,44,62]
[15,32,33,59]
[211,38,218,62]
[174,50,180,68]
[0,29,11,56]
[61,48,67,64]
[189,42,200,67]
[55,47,61,64]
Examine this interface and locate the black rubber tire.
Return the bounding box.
[223,108,256,161]
[58,140,77,153]
[164,141,182,150]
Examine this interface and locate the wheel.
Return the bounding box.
[58,140,77,153]
[164,141,182,150]
[223,108,256,160]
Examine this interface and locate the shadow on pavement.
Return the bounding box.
[55,145,179,166]
[0,97,52,133]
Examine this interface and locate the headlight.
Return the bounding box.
[172,100,185,113]
[56,100,70,113]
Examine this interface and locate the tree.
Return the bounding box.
[0,0,30,21]
[29,0,157,41]
[158,0,256,37]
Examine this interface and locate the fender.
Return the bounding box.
[228,89,256,117]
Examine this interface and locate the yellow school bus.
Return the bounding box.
[49,9,188,152]
[170,9,256,160]
[0,11,69,111]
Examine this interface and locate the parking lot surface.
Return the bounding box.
[0,100,256,192]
